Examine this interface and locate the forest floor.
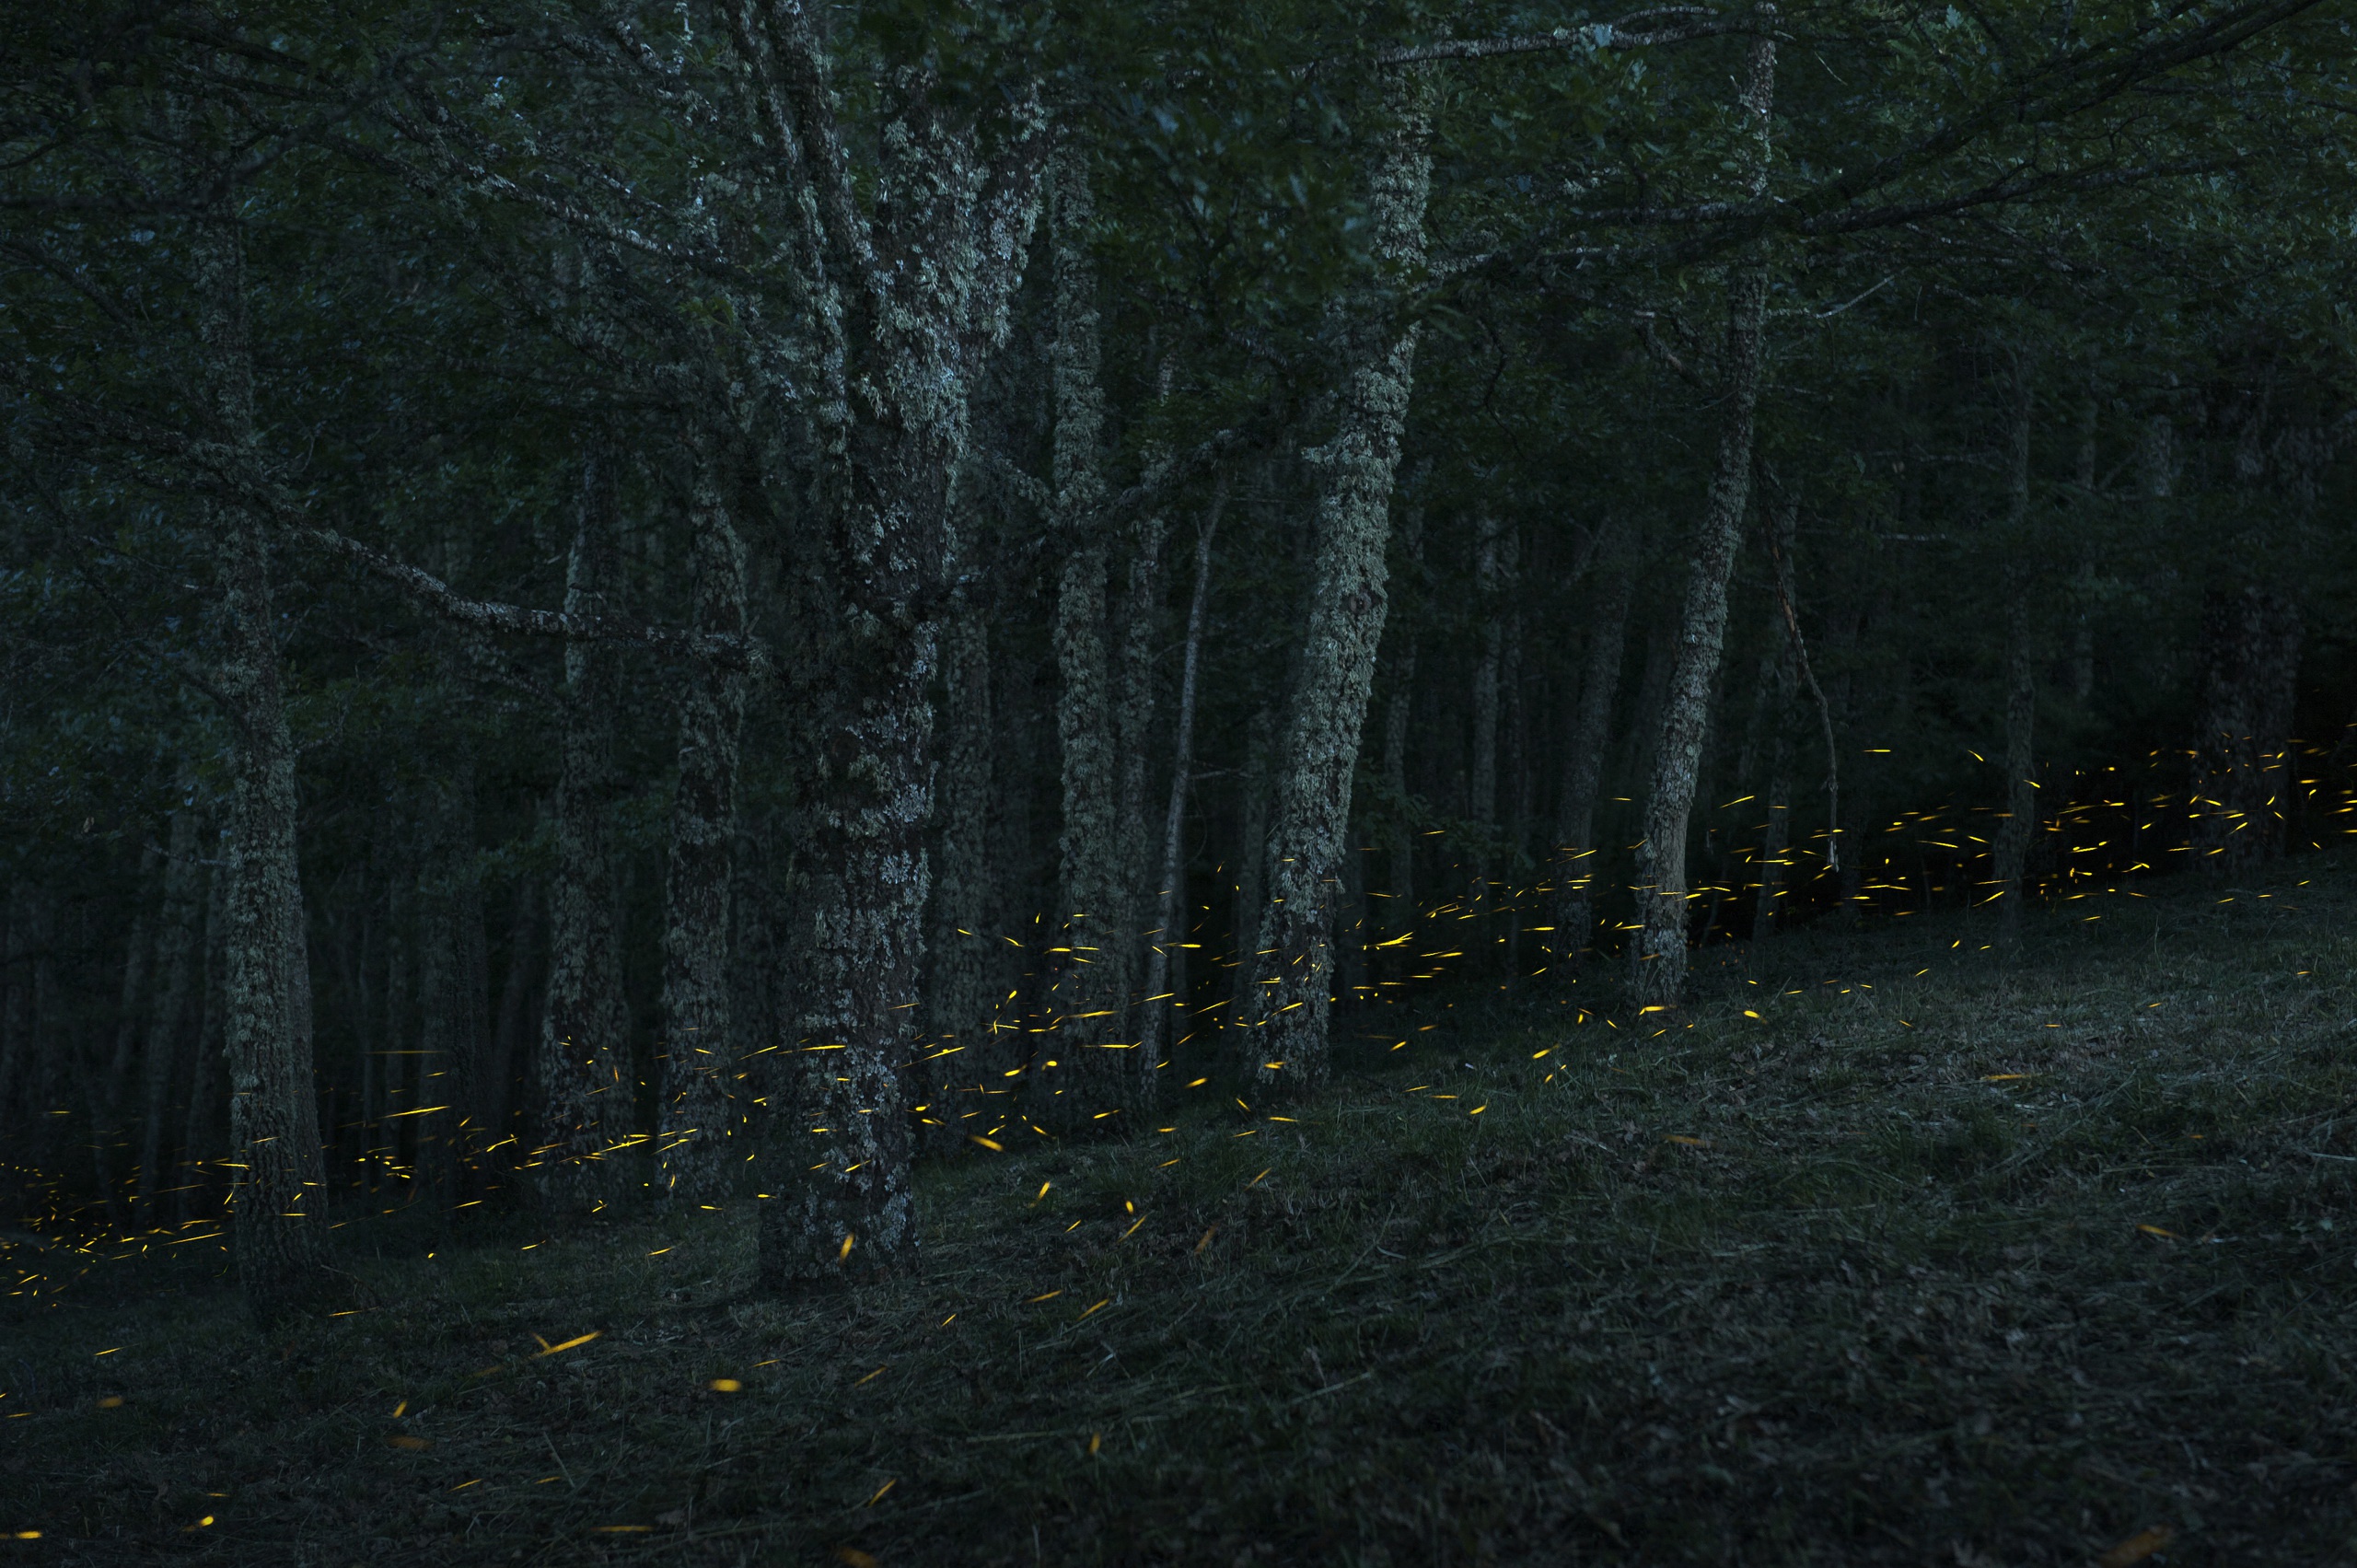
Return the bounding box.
[7,860,2357,1567]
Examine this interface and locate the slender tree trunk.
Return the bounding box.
[1992,604,2038,947]
[1119,519,1170,918]
[1551,562,1634,965]
[1992,350,2038,953]
[1229,710,1277,1020]
[1469,517,1506,835]
[1379,512,1425,958]
[1038,147,1145,1131]
[1140,483,1226,1063]
[2191,587,2302,872]
[482,876,539,1173]
[178,864,228,1225]
[536,446,630,1209]
[415,756,486,1210]
[1629,26,1776,1008]
[95,846,160,1228]
[658,473,751,1202]
[379,876,412,1201]
[135,798,203,1218]
[1240,67,1434,1091]
[192,193,331,1319]
[1751,646,1798,941]
[920,606,1004,1147]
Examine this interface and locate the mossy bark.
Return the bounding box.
[1238,70,1434,1092]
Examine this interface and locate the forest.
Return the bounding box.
[4,3,2356,1563]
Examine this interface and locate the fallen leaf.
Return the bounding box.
[2097,1526,2174,1568]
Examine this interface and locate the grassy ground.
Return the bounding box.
[6,861,2356,1566]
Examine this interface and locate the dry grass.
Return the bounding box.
[6,861,2356,1565]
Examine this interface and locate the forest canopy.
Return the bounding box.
[3,0,2353,1323]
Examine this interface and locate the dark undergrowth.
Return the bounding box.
[7,864,2357,1566]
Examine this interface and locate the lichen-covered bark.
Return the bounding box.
[192,199,331,1320]
[658,478,750,1202]
[1238,70,1434,1092]
[760,633,933,1289]
[1630,30,1775,1008]
[534,448,630,1210]
[1552,565,1633,963]
[747,38,1047,1291]
[135,797,204,1216]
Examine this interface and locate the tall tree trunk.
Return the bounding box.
[1379,510,1425,958]
[760,626,932,1288]
[415,755,486,1210]
[1239,67,1434,1091]
[1552,561,1634,966]
[135,797,204,1218]
[1469,516,1506,835]
[752,51,1047,1292]
[378,875,412,1202]
[1119,519,1170,920]
[658,473,751,1202]
[1629,28,1776,1008]
[482,876,539,1175]
[1751,645,1798,941]
[2191,587,2302,873]
[1140,484,1226,1063]
[96,845,160,1228]
[1992,350,2038,953]
[178,864,228,1225]
[1229,710,1277,1021]
[1039,147,1144,1132]
[920,606,1004,1148]
[193,192,331,1319]
[535,445,631,1210]
[1992,606,2038,947]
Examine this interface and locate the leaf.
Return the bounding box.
[2096,1525,2174,1568]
